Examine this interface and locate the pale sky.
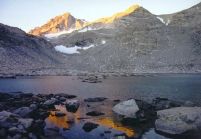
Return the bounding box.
[0,0,200,32]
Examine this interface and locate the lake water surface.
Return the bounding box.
[0,74,201,104]
[0,74,201,139]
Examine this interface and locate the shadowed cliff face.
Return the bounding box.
[29,13,86,36]
[0,23,62,74]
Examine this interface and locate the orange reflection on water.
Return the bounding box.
[48,112,70,128]
[47,105,81,129]
[95,118,135,137]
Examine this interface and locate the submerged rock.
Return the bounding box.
[65,100,80,113]
[82,122,99,132]
[152,97,181,110]
[55,111,66,117]
[86,111,105,116]
[84,97,107,102]
[112,99,139,118]
[155,107,201,135]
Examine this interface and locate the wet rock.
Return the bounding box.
[135,99,156,122]
[113,99,139,118]
[0,111,20,128]
[184,101,195,107]
[155,107,201,135]
[152,97,181,110]
[65,100,80,113]
[11,134,22,139]
[82,122,99,132]
[86,111,104,116]
[104,130,112,134]
[0,111,33,135]
[80,75,102,83]
[13,107,33,117]
[28,132,37,139]
[84,97,107,102]
[44,98,58,106]
[56,93,77,99]
[8,127,24,134]
[29,104,37,110]
[59,97,66,102]
[55,111,66,117]
[31,119,45,136]
[113,99,121,103]
[18,118,33,129]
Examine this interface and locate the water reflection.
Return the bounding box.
[95,117,135,137]
[46,103,136,138]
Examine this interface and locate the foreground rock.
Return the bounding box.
[155,107,201,135]
[82,122,99,132]
[113,99,139,118]
[0,111,34,137]
[65,100,80,113]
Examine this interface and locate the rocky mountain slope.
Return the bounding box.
[0,23,63,75]
[29,13,86,36]
[49,3,201,73]
[1,3,201,75]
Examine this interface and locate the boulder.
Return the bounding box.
[0,111,20,128]
[18,118,33,129]
[13,107,33,117]
[29,104,37,110]
[155,107,201,135]
[43,98,58,106]
[112,99,139,118]
[65,100,80,113]
[152,97,181,110]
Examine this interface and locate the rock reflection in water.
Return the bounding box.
[45,102,136,138]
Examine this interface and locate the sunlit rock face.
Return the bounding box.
[84,5,140,29]
[29,5,140,37]
[29,12,86,36]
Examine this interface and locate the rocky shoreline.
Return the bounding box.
[0,92,201,139]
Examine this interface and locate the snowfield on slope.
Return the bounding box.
[55,44,95,54]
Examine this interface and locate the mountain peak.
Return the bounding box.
[29,12,86,36]
[87,4,140,25]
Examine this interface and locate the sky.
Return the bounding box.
[0,0,200,32]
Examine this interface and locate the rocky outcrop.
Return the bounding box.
[29,13,86,36]
[113,99,139,118]
[155,107,201,135]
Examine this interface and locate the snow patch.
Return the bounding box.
[55,45,80,54]
[78,27,98,33]
[79,44,95,50]
[157,17,170,26]
[55,44,95,54]
[101,40,106,44]
[45,29,76,38]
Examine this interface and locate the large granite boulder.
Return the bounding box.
[155,107,201,135]
[112,99,139,118]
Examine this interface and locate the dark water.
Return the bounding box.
[0,74,201,104]
[0,74,201,139]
